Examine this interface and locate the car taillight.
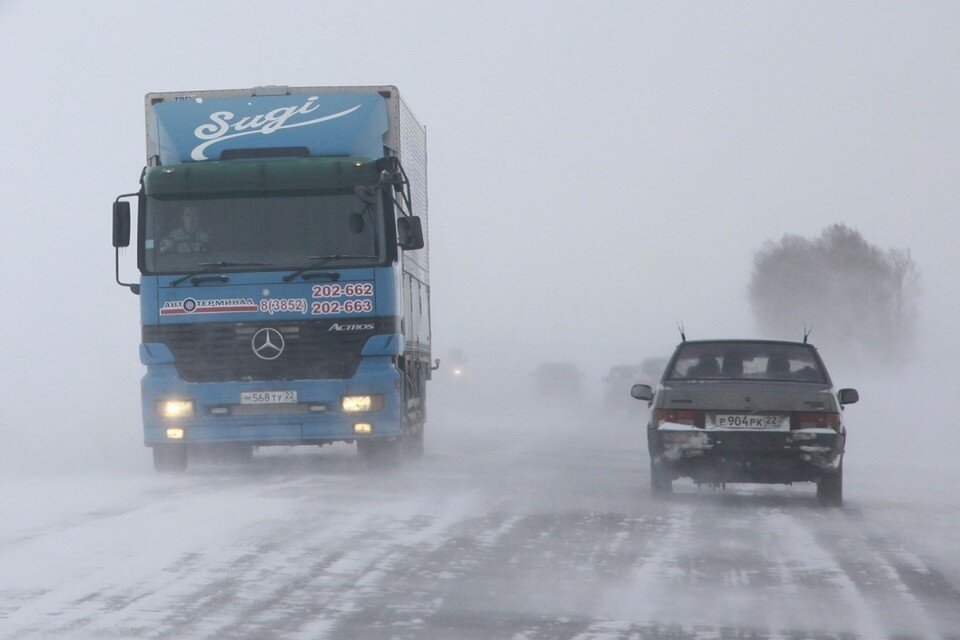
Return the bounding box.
[653,408,705,428]
[790,412,841,431]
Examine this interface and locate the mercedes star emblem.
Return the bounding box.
[251,327,285,360]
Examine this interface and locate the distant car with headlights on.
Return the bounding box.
[631,339,858,505]
[447,348,467,380]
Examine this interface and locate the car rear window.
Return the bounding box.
[666,342,827,383]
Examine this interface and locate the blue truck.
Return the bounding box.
[112,85,432,471]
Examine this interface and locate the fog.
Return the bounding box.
[3,3,960,451]
[1,2,959,637]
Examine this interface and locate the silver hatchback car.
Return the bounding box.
[631,340,858,505]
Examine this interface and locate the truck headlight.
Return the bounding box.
[159,400,195,418]
[341,395,383,412]
[353,423,373,435]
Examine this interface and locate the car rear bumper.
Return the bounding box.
[649,426,844,484]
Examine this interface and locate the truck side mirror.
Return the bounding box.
[838,388,859,406]
[397,216,424,250]
[113,201,131,248]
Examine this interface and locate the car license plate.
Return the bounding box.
[240,390,298,405]
[713,414,784,429]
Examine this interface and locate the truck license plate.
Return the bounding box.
[713,414,784,429]
[240,390,298,405]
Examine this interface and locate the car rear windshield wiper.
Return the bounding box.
[282,255,379,283]
[170,261,272,287]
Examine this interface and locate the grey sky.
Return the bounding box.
[1,2,957,437]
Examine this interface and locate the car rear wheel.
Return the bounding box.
[817,464,843,506]
[650,459,673,496]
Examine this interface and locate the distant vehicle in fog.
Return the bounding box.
[603,364,644,407]
[603,357,669,410]
[638,356,668,386]
[534,362,585,399]
[631,339,858,505]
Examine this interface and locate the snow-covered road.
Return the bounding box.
[2,388,959,639]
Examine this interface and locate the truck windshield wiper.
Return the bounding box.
[283,255,379,283]
[170,261,272,287]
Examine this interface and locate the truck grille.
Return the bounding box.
[143,318,397,382]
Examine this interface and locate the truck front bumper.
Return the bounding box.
[141,355,402,446]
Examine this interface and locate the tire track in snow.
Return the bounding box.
[806,511,959,639]
[0,466,480,640]
[585,491,955,639]
[156,491,481,640]
[320,510,653,639]
[761,507,889,638]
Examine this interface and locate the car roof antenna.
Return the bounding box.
[677,321,686,342]
[803,324,813,343]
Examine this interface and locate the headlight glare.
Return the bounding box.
[159,400,195,418]
[341,395,383,412]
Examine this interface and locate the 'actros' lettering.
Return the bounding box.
[329,323,375,332]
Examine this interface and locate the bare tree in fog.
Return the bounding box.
[749,224,920,366]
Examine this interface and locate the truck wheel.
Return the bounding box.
[357,440,375,461]
[239,444,254,464]
[358,439,400,468]
[228,444,254,465]
[650,460,673,496]
[153,444,188,473]
[399,375,424,459]
[817,464,843,506]
[402,428,424,459]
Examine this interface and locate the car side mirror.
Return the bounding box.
[838,388,859,406]
[113,200,131,248]
[631,384,653,401]
[397,216,424,250]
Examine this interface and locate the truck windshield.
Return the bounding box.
[143,190,387,274]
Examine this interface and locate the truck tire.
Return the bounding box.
[399,374,424,459]
[817,464,843,506]
[402,428,424,459]
[227,444,254,465]
[238,444,254,464]
[356,440,374,461]
[153,444,188,473]
[650,459,673,496]
[357,439,400,468]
